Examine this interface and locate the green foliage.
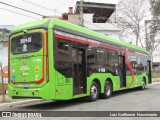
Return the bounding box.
[152,71,160,78]
[0,33,5,39]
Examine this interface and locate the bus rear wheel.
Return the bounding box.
[102,81,112,99]
[140,79,146,90]
[87,82,99,102]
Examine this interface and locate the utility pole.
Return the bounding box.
[79,0,84,26]
[145,20,149,51]
[0,63,5,102]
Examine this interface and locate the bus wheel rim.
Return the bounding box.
[91,85,97,98]
[142,80,145,89]
[106,84,111,96]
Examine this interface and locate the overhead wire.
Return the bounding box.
[0,1,44,16]
[0,0,111,31]
[20,0,56,12]
[19,0,71,16]
[58,0,73,6]
[0,7,39,19]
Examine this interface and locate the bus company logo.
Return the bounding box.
[2,112,11,117]
[12,76,16,81]
[12,68,16,73]
[34,66,39,72]
[22,44,27,52]
[54,30,100,45]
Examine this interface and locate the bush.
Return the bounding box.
[152,71,160,78]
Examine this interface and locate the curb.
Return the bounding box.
[0,99,43,108]
[152,78,160,82]
[150,82,160,85]
[152,80,160,82]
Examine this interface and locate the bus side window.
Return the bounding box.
[128,54,137,75]
[137,56,143,75]
[108,50,118,75]
[58,40,69,51]
[54,38,72,78]
[87,46,96,76]
[96,48,106,66]
[142,55,147,73]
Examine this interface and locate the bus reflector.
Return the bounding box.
[56,90,61,94]
[35,90,39,92]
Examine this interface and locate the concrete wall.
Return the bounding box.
[67,13,121,39]
[83,13,121,38]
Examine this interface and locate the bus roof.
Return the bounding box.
[11,18,147,53]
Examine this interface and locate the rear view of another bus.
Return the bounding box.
[8,19,51,99]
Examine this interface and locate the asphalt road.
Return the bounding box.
[1,83,160,120]
[1,83,160,111]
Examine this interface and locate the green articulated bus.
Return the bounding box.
[8,18,152,102]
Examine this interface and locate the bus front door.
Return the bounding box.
[119,55,126,88]
[147,61,152,83]
[72,48,86,95]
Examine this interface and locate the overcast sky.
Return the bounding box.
[0,0,159,62]
[0,0,119,25]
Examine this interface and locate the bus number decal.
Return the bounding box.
[20,36,32,44]
[98,68,105,73]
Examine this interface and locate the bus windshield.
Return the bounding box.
[11,32,42,54]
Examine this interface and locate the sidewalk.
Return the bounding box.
[0,94,43,108]
[0,94,29,104]
[152,78,160,82]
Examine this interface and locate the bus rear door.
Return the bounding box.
[119,55,126,88]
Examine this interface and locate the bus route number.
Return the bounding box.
[98,68,105,73]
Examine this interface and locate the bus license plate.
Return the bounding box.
[23,84,29,87]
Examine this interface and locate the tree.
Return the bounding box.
[145,20,160,63]
[150,0,160,17]
[145,0,160,62]
[0,29,9,48]
[115,0,160,64]
[116,0,149,46]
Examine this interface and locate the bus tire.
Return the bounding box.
[102,81,112,99]
[140,79,146,90]
[87,81,99,102]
